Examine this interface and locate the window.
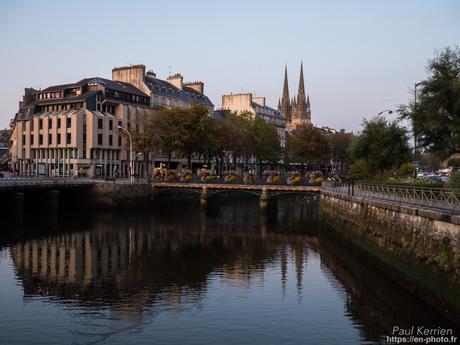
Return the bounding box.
[67,117,71,128]
[48,134,52,145]
[48,119,52,128]
[83,133,87,145]
[39,134,43,145]
[98,118,103,129]
[57,133,61,145]
[67,133,71,144]
[57,118,61,128]
[109,120,113,130]
[22,135,25,145]
[118,136,122,146]
[98,134,103,145]
[39,119,43,129]
[30,134,34,144]
[109,135,112,146]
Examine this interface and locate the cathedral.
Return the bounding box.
[278,62,311,131]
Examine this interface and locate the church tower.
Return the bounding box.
[278,62,311,131]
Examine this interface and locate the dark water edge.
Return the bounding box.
[0,195,459,345]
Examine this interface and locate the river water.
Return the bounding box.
[0,196,458,345]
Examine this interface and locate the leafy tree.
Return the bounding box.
[151,108,183,168]
[175,104,210,168]
[350,116,410,176]
[399,47,460,160]
[329,130,354,169]
[250,116,281,169]
[223,111,254,164]
[285,124,328,171]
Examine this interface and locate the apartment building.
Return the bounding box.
[10,77,152,177]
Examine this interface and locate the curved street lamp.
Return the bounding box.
[117,125,133,183]
[377,109,393,116]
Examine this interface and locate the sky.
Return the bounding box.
[0,0,459,131]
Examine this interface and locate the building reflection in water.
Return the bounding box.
[5,196,457,343]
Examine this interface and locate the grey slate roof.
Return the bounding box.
[42,77,148,97]
[145,76,213,107]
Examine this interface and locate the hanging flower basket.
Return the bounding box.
[165,169,177,182]
[287,171,301,185]
[224,170,238,183]
[180,169,193,183]
[199,169,213,183]
[263,170,281,184]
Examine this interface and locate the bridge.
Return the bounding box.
[153,182,321,208]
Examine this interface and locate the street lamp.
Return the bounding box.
[117,125,133,183]
[377,109,393,116]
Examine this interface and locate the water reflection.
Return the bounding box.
[1,196,458,345]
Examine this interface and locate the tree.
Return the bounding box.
[329,130,354,170]
[151,109,183,168]
[175,104,210,168]
[350,116,410,176]
[285,124,328,172]
[250,116,281,170]
[399,47,460,160]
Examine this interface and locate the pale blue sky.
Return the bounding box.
[0,0,458,131]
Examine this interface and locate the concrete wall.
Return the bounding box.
[320,191,460,320]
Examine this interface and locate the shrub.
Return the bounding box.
[349,159,371,180]
[447,172,460,189]
[398,162,415,178]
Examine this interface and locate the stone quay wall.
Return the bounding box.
[88,183,154,207]
[320,191,460,322]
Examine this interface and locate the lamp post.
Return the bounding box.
[118,125,133,183]
[377,109,393,116]
[414,82,423,162]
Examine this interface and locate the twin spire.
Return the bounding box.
[278,62,312,129]
[280,62,309,110]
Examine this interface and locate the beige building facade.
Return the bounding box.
[11,78,152,177]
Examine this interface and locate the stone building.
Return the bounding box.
[10,77,152,177]
[112,64,214,115]
[278,63,311,131]
[221,92,286,146]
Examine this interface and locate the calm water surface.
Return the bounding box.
[0,197,457,345]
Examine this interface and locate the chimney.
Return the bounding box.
[184,81,204,94]
[112,64,149,94]
[167,73,183,90]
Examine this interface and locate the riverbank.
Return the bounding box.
[320,190,460,324]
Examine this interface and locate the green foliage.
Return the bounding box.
[349,159,372,179]
[399,47,460,159]
[285,124,328,167]
[447,172,460,189]
[398,162,415,178]
[250,116,280,163]
[330,130,354,167]
[350,116,410,176]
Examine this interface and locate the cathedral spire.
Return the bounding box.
[281,65,290,104]
[297,61,306,105]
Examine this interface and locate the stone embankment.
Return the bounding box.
[320,190,460,322]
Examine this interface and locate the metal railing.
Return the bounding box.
[322,180,460,213]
